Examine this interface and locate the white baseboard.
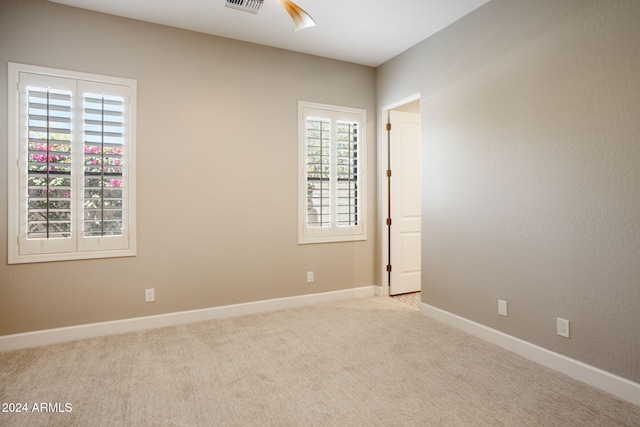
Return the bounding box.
[0,286,377,353]
[420,302,640,407]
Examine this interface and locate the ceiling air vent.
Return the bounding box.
[225,0,264,14]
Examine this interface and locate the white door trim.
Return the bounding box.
[378,93,421,296]
[389,110,421,295]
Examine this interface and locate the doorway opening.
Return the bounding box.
[381,96,421,299]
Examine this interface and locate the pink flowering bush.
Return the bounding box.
[27,135,125,236]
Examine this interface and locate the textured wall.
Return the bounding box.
[378,0,640,383]
[0,0,377,335]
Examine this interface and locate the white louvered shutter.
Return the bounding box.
[305,115,332,229]
[10,64,136,263]
[19,73,76,255]
[299,102,366,244]
[335,119,360,230]
[78,81,132,252]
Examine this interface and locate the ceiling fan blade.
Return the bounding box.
[275,0,316,31]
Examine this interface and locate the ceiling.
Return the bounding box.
[48,0,489,67]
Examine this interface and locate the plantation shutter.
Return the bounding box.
[77,80,131,252]
[299,102,366,244]
[26,87,73,239]
[335,120,359,229]
[10,64,136,262]
[83,93,125,237]
[18,73,77,255]
[305,116,331,228]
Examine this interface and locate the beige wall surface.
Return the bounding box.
[0,0,377,335]
[378,0,640,383]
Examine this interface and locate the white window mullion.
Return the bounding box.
[71,86,84,252]
[330,115,338,233]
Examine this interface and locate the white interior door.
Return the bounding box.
[389,110,421,296]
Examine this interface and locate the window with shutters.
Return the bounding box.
[298,101,366,244]
[7,63,137,263]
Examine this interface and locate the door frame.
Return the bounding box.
[379,93,421,297]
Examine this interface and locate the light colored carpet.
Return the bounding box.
[1,297,639,426]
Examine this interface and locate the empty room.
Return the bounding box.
[1,0,639,425]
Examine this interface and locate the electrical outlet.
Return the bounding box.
[145,288,155,303]
[498,299,508,316]
[307,271,314,283]
[557,317,569,338]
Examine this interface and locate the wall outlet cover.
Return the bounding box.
[557,317,569,338]
[498,299,508,316]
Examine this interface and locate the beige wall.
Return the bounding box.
[0,0,377,334]
[378,0,640,383]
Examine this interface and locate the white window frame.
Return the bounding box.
[7,63,137,264]
[298,101,367,244]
